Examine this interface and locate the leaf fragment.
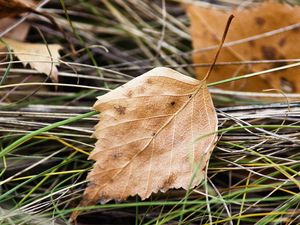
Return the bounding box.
[3,38,62,83]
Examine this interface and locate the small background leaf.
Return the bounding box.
[187,1,300,93]
[3,38,62,83]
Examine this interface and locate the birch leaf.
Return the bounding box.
[81,67,217,208]
[3,38,61,83]
[187,1,300,92]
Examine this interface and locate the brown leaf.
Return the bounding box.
[0,0,75,55]
[187,1,300,93]
[3,38,62,83]
[0,18,30,41]
[0,0,35,18]
[78,67,217,212]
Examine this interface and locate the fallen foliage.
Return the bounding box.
[71,67,218,220]
[187,1,300,92]
[3,38,62,83]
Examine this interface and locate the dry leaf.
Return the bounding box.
[0,0,35,18]
[77,67,217,214]
[187,1,300,93]
[3,38,62,83]
[0,18,30,41]
[0,0,73,56]
[0,1,61,83]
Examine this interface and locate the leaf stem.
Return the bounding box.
[203,15,234,81]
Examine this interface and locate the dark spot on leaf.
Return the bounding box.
[274,55,287,67]
[278,38,286,47]
[112,152,122,159]
[261,46,277,59]
[292,27,300,33]
[255,17,265,26]
[139,87,145,94]
[147,78,153,84]
[152,132,156,136]
[248,40,255,47]
[170,101,175,106]
[280,78,294,93]
[126,90,133,97]
[162,173,176,187]
[189,94,192,98]
[114,105,126,115]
